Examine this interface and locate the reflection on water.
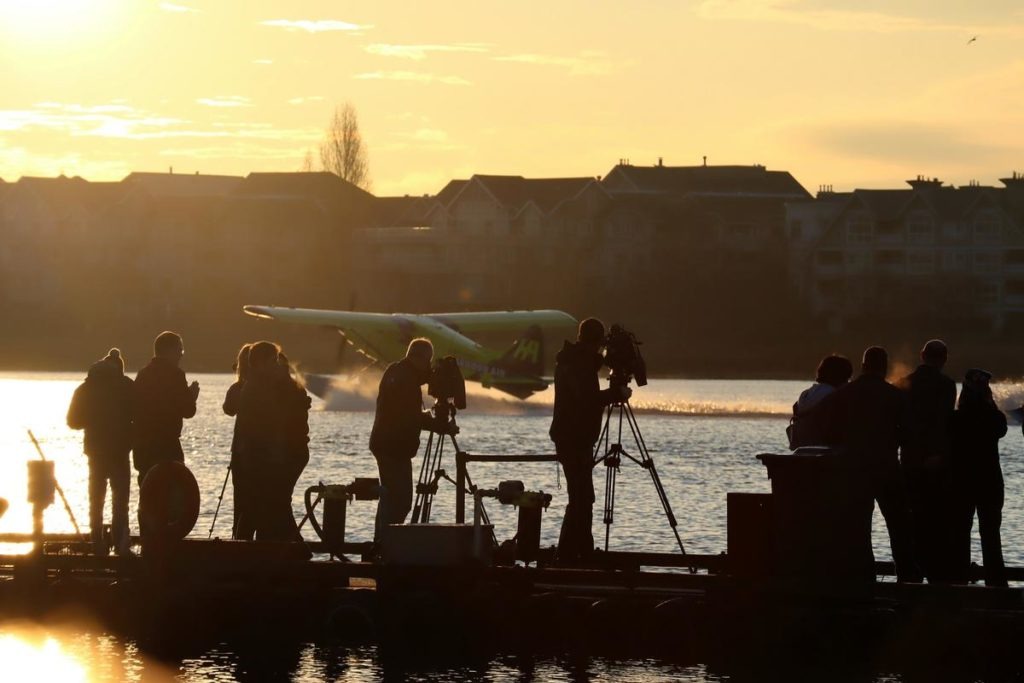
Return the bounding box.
[0,623,177,682]
[2,372,1024,681]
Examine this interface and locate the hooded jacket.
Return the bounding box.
[67,359,134,458]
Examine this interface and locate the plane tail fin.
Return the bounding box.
[486,325,549,399]
[494,325,545,378]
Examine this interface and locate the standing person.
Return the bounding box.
[67,349,134,556]
[133,331,200,492]
[951,369,1008,586]
[788,354,853,449]
[549,318,630,565]
[369,338,442,537]
[824,346,920,582]
[223,343,253,540]
[898,339,957,582]
[234,341,310,541]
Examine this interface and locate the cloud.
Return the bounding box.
[0,101,319,142]
[365,43,489,60]
[404,128,449,143]
[287,96,326,105]
[493,52,617,76]
[196,96,253,108]
[695,0,1024,35]
[157,144,307,161]
[0,143,132,180]
[260,19,370,34]
[159,2,199,12]
[0,103,181,136]
[801,120,1016,165]
[354,71,472,86]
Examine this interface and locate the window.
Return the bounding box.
[974,211,1001,244]
[816,250,842,266]
[973,251,1000,274]
[846,213,872,245]
[875,250,904,267]
[1005,280,1024,296]
[942,251,970,271]
[907,212,934,244]
[907,250,935,275]
[976,281,1000,305]
[845,251,870,271]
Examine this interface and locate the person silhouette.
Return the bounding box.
[897,339,957,582]
[951,368,1008,586]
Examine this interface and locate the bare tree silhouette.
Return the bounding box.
[319,102,370,190]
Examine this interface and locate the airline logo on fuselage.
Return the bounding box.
[456,357,507,379]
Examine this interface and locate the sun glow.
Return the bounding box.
[0,633,88,682]
[0,0,114,43]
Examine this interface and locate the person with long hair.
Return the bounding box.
[235,341,311,541]
[224,343,253,539]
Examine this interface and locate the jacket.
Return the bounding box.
[133,356,196,449]
[67,360,134,458]
[898,364,956,469]
[823,373,907,472]
[369,359,434,458]
[549,340,616,450]
[236,372,310,475]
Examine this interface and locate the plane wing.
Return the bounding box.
[243,305,578,399]
[243,306,484,362]
[428,310,577,335]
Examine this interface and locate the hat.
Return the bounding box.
[964,368,992,383]
[104,348,124,374]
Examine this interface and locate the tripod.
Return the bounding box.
[593,388,687,555]
[411,399,457,524]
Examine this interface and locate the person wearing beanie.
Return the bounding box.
[67,347,135,555]
[951,368,1008,586]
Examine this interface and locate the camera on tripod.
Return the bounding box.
[428,355,467,410]
[603,324,647,387]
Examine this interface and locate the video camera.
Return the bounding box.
[603,324,647,387]
[428,355,467,410]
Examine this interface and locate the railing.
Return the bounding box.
[454,452,559,524]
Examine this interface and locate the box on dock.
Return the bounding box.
[380,524,492,566]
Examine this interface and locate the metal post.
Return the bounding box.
[456,451,467,523]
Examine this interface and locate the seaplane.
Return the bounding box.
[242,305,578,399]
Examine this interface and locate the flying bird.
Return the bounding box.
[967,35,978,45]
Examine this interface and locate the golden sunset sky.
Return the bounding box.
[1,0,1022,195]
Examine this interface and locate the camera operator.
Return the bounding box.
[370,338,452,537]
[549,318,631,564]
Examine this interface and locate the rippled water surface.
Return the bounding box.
[2,372,1023,681]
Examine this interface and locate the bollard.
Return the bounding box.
[26,460,56,555]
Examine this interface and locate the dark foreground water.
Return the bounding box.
[2,372,1024,681]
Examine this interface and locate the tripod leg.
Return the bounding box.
[411,431,436,524]
[603,449,618,552]
[623,402,688,556]
[422,437,444,523]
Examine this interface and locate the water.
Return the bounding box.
[2,372,1023,681]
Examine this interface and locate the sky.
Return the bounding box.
[1,0,1022,196]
